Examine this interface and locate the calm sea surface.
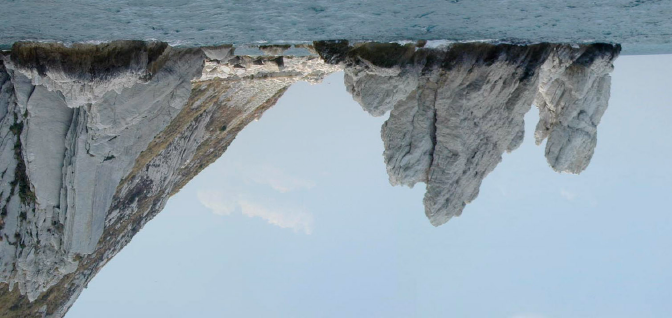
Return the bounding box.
[1,0,670,54]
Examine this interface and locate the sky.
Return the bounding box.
[68,54,672,318]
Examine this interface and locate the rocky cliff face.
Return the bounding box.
[0,40,618,317]
[0,41,337,317]
[315,41,620,226]
[534,44,619,173]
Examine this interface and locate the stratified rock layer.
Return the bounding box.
[316,41,620,226]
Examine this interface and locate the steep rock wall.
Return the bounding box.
[534,44,619,173]
[317,41,620,226]
[0,40,618,317]
[0,42,337,317]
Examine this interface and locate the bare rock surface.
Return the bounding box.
[0,41,338,317]
[0,39,618,317]
[534,44,619,173]
[316,41,619,226]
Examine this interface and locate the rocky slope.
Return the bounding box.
[0,41,337,317]
[315,41,620,226]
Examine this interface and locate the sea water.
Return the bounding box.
[0,0,670,54]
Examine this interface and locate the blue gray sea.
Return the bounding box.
[1,0,670,54]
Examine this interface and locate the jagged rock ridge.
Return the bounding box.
[315,41,620,226]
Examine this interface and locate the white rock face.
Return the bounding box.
[332,42,619,226]
[7,41,171,108]
[0,40,617,317]
[199,54,336,83]
[0,41,338,317]
[0,61,79,301]
[0,43,207,302]
[534,44,619,173]
[58,47,205,255]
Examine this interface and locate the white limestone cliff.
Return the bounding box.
[7,42,172,108]
[0,41,207,301]
[0,42,338,316]
[330,42,619,226]
[534,44,619,173]
[0,40,617,317]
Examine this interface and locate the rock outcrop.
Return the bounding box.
[534,44,619,173]
[0,41,337,317]
[0,40,619,317]
[315,41,620,226]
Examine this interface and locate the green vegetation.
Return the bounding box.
[8,112,36,205]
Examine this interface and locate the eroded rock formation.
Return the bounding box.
[0,40,619,317]
[534,44,619,173]
[315,41,620,226]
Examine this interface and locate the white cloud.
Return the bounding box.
[238,200,313,234]
[247,165,315,193]
[560,188,577,201]
[197,190,237,216]
[196,163,315,233]
[197,190,314,234]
